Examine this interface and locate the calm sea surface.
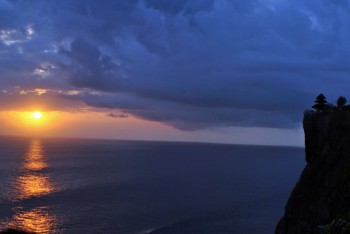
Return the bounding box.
[0,137,305,234]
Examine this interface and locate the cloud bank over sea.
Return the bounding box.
[0,0,348,130]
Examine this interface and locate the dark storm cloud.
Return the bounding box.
[61,37,125,91]
[1,0,349,130]
[107,113,129,118]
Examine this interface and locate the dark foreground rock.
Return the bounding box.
[0,229,35,234]
[276,110,350,234]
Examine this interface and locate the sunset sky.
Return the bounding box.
[0,0,349,146]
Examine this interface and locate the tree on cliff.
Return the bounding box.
[337,96,347,109]
[312,93,328,112]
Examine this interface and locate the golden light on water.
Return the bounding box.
[4,207,60,234]
[23,139,48,171]
[1,140,60,233]
[15,140,54,200]
[16,173,54,200]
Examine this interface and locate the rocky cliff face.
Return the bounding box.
[276,110,350,234]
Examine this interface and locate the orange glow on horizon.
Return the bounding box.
[0,109,192,142]
[0,109,145,138]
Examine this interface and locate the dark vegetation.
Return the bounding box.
[311,93,349,112]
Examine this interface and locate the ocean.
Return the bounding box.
[0,137,305,234]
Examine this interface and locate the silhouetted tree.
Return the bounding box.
[312,93,328,112]
[337,96,347,108]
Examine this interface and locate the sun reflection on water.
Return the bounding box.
[4,207,60,234]
[14,140,54,200]
[1,139,61,233]
[16,172,54,199]
[23,140,48,171]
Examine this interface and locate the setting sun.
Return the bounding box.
[32,112,42,119]
[0,110,64,136]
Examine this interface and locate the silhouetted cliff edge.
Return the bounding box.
[276,110,350,234]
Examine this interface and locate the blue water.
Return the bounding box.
[0,137,305,234]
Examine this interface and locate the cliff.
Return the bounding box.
[276,110,350,234]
